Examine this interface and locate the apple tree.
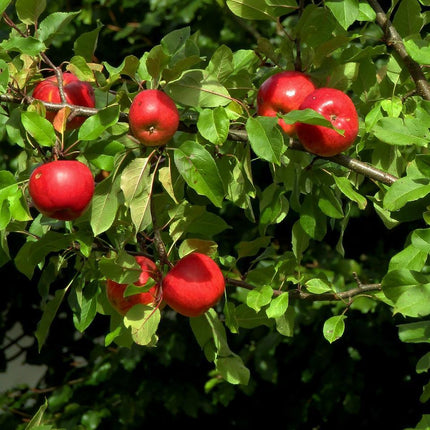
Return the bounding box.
[1,0,430,428]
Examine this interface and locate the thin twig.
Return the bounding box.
[226,277,382,302]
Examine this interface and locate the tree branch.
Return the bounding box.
[226,277,382,302]
[0,93,398,186]
[183,124,399,186]
[367,0,430,101]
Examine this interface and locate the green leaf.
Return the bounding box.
[291,219,309,261]
[84,139,124,171]
[235,236,271,259]
[245,116,284,165]
[35,285,69,351]
[0,59,9,92]
[299,193,327,240]
[0,171,20,227]
[392,0,424,37]
[0,0,11,16]
[234,304,272,329]
[120,157,153,233]
[25,398,48,429]
[357,2,376,21]
[383,269,430,317]
[103,55,140,81]
[266,292,289,319]
[21,111,56,147]
[323,315,347,343]
[146,45,170,82]
[69,280,98,333]
[226,0,283,20]
[405,38,430,65]
[318,186,344,218]
[197,107,230,145]
[411,229,430,253]
[78,105,119,141]
[90,176,119,236]
[373,117,429,147]
[74,24,103,62]
[275,305,295,336]
[416,352,430,373]
[0,36,45,56]
[191,309,250,385]
[206,45,234,83]
[16,0,46,24]
[410,414,430,428]
[164,69,231,108]
[36,11,81,46]
[161,26,191,55]
[388,244,428,272]
[398,321,430,344]
[246,285,273,312]
[123,305,160,346]
[383,177,430,212]
[99,250,140,284]
[174,141,225,207]
[69,55,98,81]
[259,183,289,234]
[186,210,231,238]
[215,355,251,385]
[305,278,333,294]
[325,0,359,30]
[14,232,72,279]
[333,176,367,209]
[281,108,341,130]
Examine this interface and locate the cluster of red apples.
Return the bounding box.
[257,70,359,157]
[106,252,225,318]
[28,72,221,319]
[28,72,179,222]
[25,68,358,321]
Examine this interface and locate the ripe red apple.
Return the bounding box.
[128,89,179,146]
[161,253,225,318]
[256,70,316,135]
[28,160,94,221]
[106,256,161,316]
[296,88,359,157]
[32,72,95,130]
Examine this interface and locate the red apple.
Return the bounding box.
[32,72,96,130]
[296,87,359,157]
[161,253,225,318]
[256,71,316,135]
[128,89,179,146]
[28,160,94,220]
[106,256,161,316]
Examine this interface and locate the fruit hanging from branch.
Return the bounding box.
[32,72,96,130]
[28,160,95,221]
[256,70,316,135]
[296,88,359,157]
[128,89,180,146]
[162,253,225,318]
[106,256,162,316]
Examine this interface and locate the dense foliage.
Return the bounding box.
[1,0,430,428]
